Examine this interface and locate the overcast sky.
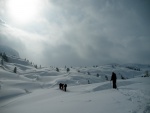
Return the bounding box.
[0,0,150,67]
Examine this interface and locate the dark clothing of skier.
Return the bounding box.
[64,84,67,92]
[59,83,64,89]
[111,72,117,89]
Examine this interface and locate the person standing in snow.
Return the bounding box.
[64,84,67,92]
[111,72,117,89]
[59,83,64,90]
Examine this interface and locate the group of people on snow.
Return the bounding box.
[59,83,67,92]
[58,72,117,91]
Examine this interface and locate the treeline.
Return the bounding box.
[56,67,70,73]
[24,58,41,69]
[126,66,140,71]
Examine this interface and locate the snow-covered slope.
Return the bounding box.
[0,55,150,113]
[0,45,19,57]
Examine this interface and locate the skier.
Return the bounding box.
[59,83,64,90]
[64,84,67,92]
[111,72,117,89]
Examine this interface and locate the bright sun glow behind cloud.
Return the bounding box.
[7,0,39,24]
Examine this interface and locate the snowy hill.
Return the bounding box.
[0,45,19,58]
[0,54,150,113]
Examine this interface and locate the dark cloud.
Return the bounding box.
[0,0,150,66]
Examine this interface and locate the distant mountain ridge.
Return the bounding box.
[0,45,20,57]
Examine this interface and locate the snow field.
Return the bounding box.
[0,55,150,113]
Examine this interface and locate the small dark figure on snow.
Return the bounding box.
[59,83,64,90]
[14,67,17,73]
[111,72,117,89]
[64,84,67,92]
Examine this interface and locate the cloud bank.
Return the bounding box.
[0,0,150,66]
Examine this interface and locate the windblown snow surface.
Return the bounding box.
[0,55,150,113]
